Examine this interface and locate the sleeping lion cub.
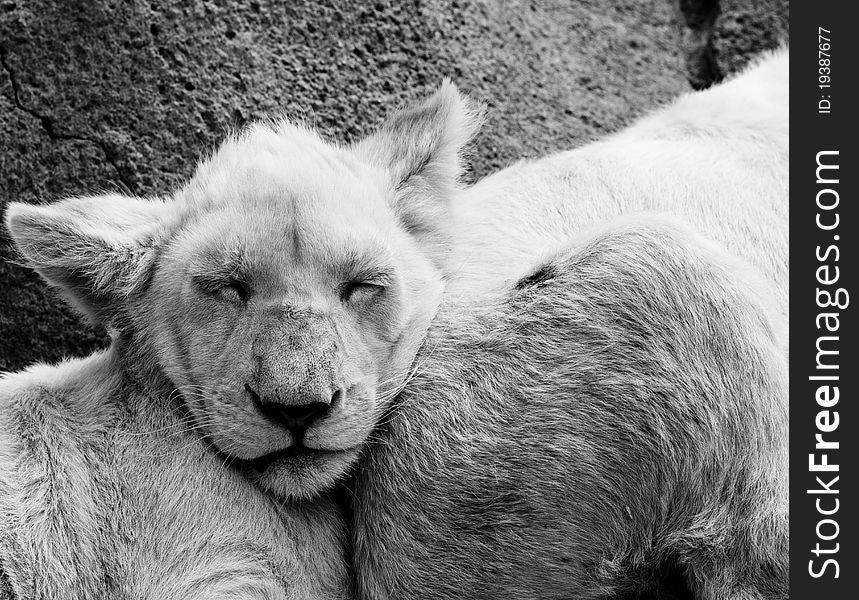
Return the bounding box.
[2,73,481,597]
[3,49,787,598]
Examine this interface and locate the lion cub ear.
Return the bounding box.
[5,194,171,325]
[353,80,484,260]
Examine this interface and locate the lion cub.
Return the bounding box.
[2,77,479,597]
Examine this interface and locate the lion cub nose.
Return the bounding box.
[245,384,337,436]
[262,402,330,435]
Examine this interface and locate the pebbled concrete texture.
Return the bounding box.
[0,0,788,371]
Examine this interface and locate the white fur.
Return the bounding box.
[449,49,788,320]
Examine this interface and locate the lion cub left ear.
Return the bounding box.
[353,80,484,261]
[5,195,172,326]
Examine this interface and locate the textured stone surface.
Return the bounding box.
[0,0,788,371]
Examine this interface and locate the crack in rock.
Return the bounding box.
[0,47,136,194]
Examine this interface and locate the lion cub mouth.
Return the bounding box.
[244,445,330,473]
[222,440,361,498]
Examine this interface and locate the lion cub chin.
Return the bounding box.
[6,81,482,501]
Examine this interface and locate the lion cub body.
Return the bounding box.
[351,219,787,600]
[0,351,349,600]
[350,50,788,599]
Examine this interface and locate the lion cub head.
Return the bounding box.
[6,82,481,499]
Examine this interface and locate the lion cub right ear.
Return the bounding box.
[5,195,172,325]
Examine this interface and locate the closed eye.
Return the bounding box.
[340,280,385,303]
[193,275,251,303]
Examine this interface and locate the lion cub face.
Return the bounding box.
[6,82,481,499]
